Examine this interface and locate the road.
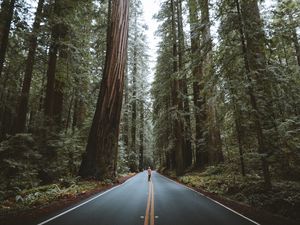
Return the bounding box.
[35,171,259,225]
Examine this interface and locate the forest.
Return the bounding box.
[0,0,299,224]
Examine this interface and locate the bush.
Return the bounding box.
[0,134,41,196]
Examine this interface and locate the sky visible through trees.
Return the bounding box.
[142,0,277,81]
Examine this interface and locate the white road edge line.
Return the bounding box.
[157,172,260,225]
[37,174,137,225]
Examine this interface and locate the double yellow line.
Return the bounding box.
[144,181,154,225]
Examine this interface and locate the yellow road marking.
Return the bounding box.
[150,181,154,225]
[144,180,155,225]
[144,181,151,225]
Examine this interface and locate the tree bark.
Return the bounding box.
[291,27,300,67]
[237,0,271,188]
[79,0,129,180]
[171,0,184,176]
[14,0,45,133]
[188,0,207,168]
[44,0,60,125]
[139,96,144,171]
[130,18,138,171]
[200,0,224,165]
[0,0,16,77]
[122,65,130,162]
[177,0,193,169]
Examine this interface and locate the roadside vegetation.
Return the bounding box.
[162,165,300,223]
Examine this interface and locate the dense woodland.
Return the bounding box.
[0,0,299,222]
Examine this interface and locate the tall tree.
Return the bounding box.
[0,0,16,77]
[200,0,224,165]
[177,0,193,168]
[44,0,62,126]
[239,0,273,188]
[130,1,138,171]
[138,83,145,171]
[14,0,45,133]
[170,0,184,175]
[188,0,207,168]
[79,0,129,180]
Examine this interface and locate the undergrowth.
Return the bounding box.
[0,178,108,215]
[176,164,300,221]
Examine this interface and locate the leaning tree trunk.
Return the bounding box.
[79,0,129,180]
[0,0,16,77]
[14,0,45,133]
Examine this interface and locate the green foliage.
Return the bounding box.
[0,179,107,212]
[0,134,41,196]
[178,165,300,220]
[40,131,86,180]
[0,130,86,202]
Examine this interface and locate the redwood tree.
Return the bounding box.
[79,0,129,180]
[0,0,16,77]
[14,0,45,133]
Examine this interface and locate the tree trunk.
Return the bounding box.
[44,0,60,126]
[188,0,207,168]
[130,27,138,172]
[122,65,130,161]
[79,0,129,180]
[171,0,184,176]
[0,0,16,77]
[237,0,271,188]
[291,27,300,67]
[14,0,45,133]
[139,96,144,171]
[200,0,224,165]
[177,0,193,169]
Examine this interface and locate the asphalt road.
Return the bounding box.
[35,171,259,225]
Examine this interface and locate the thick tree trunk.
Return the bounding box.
[200,0,224,165]
[188,0,207,168]
[14,0,45,133]
[177,0,193,169]
[237,0,271,188]
[0,0,16,77]
[44,0,60,125]
[53,28,69,129]
[79,0,129,180]
[171,0,184,176]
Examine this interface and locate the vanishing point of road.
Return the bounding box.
[34,171,259,225]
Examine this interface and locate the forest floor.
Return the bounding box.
[161,167,300,225]
[0,173,136,225]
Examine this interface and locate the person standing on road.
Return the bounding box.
[147,167,152,182]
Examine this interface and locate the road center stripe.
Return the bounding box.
[144,181,152,225]
[150,181,155,225]
[144,180,155,225]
